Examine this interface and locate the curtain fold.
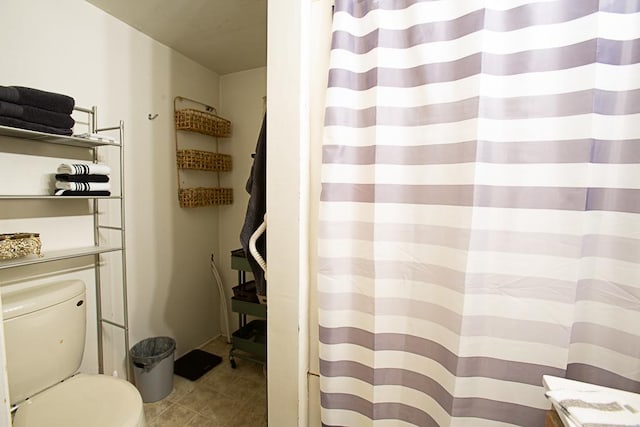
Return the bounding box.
[318,1,640,425]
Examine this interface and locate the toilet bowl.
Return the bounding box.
[12,374,145,427]
[2,280,146,427]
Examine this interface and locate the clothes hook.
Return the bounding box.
[148,113,159,120]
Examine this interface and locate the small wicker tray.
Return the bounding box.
[0,233,42,260]
[177,149,232,172]
[179,187,233,207]
[175,109,231,138]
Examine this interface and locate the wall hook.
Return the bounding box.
[148,113,159,120]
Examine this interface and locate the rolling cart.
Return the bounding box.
[229,249,266,368]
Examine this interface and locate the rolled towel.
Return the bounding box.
[55,181,111,192]
[0,116,72,136]
[55,174,110,183]
[0,86,75,114]
[57,163,111,175]
[0,101,74,129]
[55,189,111,197]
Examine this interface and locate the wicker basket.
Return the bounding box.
[176,149,232,172]
[0,233,42,260]
[175,109,231,138]
[179,187,233,207]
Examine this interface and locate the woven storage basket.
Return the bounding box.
[175,109,231,138]
[179,187,233,207]
[0,233,42,260]
[177,149,232,172]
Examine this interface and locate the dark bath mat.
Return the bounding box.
[174,349,222,381]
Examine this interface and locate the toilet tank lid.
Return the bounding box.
[2,280,85,320]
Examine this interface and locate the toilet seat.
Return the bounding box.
[12,374,146,427]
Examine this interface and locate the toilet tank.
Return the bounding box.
[2,280,86,405]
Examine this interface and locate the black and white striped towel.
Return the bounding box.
[55,174,109,183]
[55,190,111,197]
[57,163,111,175]
[55,181,111,192]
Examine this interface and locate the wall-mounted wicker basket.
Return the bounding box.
[175,108,231,138]
[179,187,233,208]
[174,97,233,208]
[177,149,232,172]
[0,233,42,260]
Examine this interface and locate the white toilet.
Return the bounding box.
[2,279,146,427]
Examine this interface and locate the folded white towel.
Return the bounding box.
[547,389,640,426]
[55,181,111,192]
[57,163,111,175]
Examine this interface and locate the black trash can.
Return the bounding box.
[130,336,176,403]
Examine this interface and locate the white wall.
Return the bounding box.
[218,67,267,335]
[267,0,311,425]
[266,1,332,424]
[307,2,333,425]
[0,0,223,377]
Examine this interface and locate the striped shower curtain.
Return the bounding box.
[318,1,640,426]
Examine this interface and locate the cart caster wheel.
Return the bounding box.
[230,358,237,369]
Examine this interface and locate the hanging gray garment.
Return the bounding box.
[240,113,267,296]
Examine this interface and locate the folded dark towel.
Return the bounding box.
[54,190,111,197]
[0,116,72,135]
[0,101,74,129]
[55,174,110,183]
[0,86,75,114]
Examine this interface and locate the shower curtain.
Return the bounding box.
[318,1,640,426]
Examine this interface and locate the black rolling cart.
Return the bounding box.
[229,249,266,368]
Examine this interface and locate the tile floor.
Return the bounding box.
[143,336,267,427]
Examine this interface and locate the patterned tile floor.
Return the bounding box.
[143,336,267,427]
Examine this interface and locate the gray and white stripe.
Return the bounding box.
[319,1,640,426]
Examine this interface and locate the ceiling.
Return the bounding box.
[86,0,267,75]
